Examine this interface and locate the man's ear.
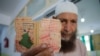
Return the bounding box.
[52,16,57,19]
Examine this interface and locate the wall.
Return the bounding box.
[92,34,100,50]
[1,24,21,56]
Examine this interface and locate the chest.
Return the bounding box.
[55,42,82,56]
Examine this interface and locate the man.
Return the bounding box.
[22,1,87,56]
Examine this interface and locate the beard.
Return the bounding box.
[60,30,77,53]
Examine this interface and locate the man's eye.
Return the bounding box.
[60,20,65,22]
[71,20,77,23]
[59,19,67,23]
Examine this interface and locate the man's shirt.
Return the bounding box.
[54,39,87,56]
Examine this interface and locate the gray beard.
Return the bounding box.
[60,31,76,53]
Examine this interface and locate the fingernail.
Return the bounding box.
[41,44,47,48]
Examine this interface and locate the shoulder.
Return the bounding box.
[76,39,85,47]
[76,39,87,56]
[76,39,86,50]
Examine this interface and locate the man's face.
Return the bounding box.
[56,12,77,41]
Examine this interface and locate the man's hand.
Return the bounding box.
[16,40,28,52]
[22,44,53,56]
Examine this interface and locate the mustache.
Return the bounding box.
[61,30,77,37]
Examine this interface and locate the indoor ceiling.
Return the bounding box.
[76,0,100,35]
[0,0,29,25]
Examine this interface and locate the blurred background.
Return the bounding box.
[0,0,100,56]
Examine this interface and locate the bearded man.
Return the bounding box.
[22,1,87,56]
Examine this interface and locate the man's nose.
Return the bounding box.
[64,22,71,31]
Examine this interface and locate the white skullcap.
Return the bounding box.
[55,1,78,16]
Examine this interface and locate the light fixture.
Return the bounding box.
[84,35,89,40]
[81,18,85,22]
[90,29,94,33]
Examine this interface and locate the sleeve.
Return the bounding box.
[54,52,64,56]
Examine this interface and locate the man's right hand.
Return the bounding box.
[22,44,53,56]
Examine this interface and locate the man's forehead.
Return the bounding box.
[58,12,77,16]
[57,12,78,19]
